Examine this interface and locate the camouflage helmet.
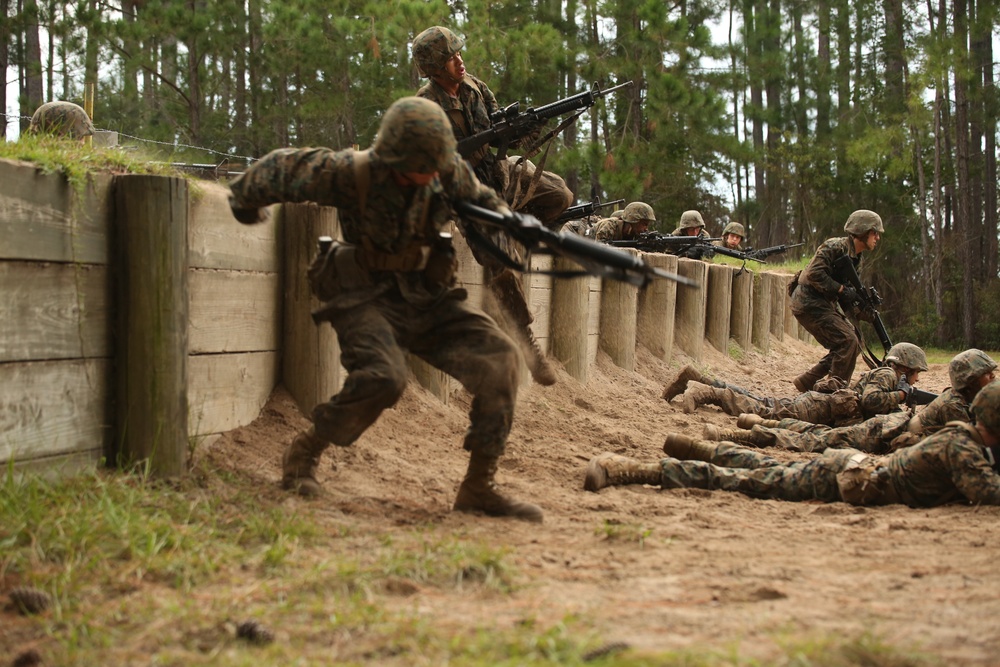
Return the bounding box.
[970,380,1000,433]
[413,26,465,77]
[610,209,625,219]
[844,209,884,236]
[622,202,655,224]
[679,210,705,230]
[722,221,745,238]
[885,342,928,372]
[949,349,998,390]
[28,101,95,139]
[373,97,456,174]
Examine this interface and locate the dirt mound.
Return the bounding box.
[205,336,1000,664]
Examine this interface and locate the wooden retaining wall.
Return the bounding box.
[0,158,812,478]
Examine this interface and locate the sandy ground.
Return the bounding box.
[207,333,1000,665]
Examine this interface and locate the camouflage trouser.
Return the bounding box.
[315,290,520,459]
[502,156,574,229]
[659,445,859,502]
[752,411,911,454]
[790,296,860,384]
[712,388,858,426]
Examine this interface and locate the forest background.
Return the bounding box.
[2,0,998,349]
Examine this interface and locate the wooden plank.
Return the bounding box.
[188,268,281,354]
[752,272,773,353]
[599,249,641,371]
[0,261,109,362]
[281,204,344,415]
[731,269,754,351]
[674,259,709,361]
[550,257,590,382]
[188,181,281,272]
[705,264,734,353]
[637,253,679,361]
[10,449,104,480]
[0,359,109,463]
[114,175,189,477]
[188,351,279,437]
[0,158,112,263]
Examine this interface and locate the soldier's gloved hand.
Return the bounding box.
[229,196,270,225]
[898,376,914,404]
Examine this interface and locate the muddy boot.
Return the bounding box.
[662,365,707,402]
[679,381,719,414]
[793,362,829,393]
[662,433,722,462]
[737,413,782,429]
[454,451,543,523]
[584,453,663,492]
[523,329,558,386]
[281,427,329,498]
[702,425,761,446]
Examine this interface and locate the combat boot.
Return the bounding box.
[737,413,782,429]
[523,329,558,386]
[703,425,760,446]
[584,453,663,492]
[680,381,723,414]
[793,362,829,393]
[662,433,721,462]
[662,365,709,402]
[281,427,329,498]
[454,451,543,523]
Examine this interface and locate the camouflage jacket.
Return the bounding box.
[913,387,971,433]
[885,423,1000,507]
[594,217,625,242]
[852,366,904,419]
[791,236,862,309]
[228,147,507,307]
[561,216,598,238]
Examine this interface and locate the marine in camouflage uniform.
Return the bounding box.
[413,26,572,386]
[715,221,745,250]
[676,343,928,426]
[703,349,995,456]
[585,380,1000,507]
[593,202,654,242]
[228,97,542,523]
[789,210,883,392]
[560,214,601,238]
[27,101,95,140]
[670,210,714,260]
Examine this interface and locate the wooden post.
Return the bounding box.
[674,259,709,362]
[114,175,189,477]
[751,272,772,353]
[599,252,640,371]
[731,269,754,351]
[551,256,590,382]
[637,253,678,360]
[784,275,799,338]
[769,273,785,342]
[705,264,734,353]
[282,203,343,415]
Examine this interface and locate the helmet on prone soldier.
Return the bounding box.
[413,26,465,77]
[623,202,655,224]
[28,101,95,139]
[844,209,884,236]
[885,342,928,372]
[373,97,456,174]
[679,210,705,230]
[949,349,998,391]
[722,221,745,238]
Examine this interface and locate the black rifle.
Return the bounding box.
[833,254,893,369]
[900,378,938,407]
[682,243,765,263]
[745,242,805,262]
[455,201,696,288]
[608,232,723,253]
[555,197,626,225]
[456,81,634,159]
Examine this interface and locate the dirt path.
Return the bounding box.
[208,335,1000,664]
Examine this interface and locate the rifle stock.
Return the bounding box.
[454,201,696,288]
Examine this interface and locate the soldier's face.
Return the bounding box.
[442,52,465,80]
[864,229,881,250]
[906,369,921,385]
[724,233,742,248]
[683,226,702,237]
